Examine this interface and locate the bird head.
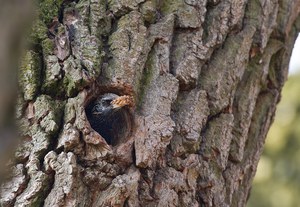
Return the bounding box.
[91,93,134,116]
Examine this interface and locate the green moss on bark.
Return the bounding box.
[38,0,64,25]
[19,50,41,101]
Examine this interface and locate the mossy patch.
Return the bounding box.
[42,38,55,55]
[38,0,64,25]
[28,19,48,45]
[19,50,41,101]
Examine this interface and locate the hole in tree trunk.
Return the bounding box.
[85,93,133,146]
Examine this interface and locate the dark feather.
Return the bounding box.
[85,93,125,145]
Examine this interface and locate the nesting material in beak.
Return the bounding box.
[111,95,134,109]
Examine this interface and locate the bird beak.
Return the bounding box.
[112,103,122,109]
[111,95,134,109]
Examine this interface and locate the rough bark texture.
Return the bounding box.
[1,0,300,206]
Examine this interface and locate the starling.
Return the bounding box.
[86,93,134,145]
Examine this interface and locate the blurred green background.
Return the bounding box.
[248,71,300,207]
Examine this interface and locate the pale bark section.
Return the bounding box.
[1,0,300,206]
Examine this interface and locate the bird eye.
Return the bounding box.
[102,99,112,106]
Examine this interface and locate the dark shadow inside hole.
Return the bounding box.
[85,94,132,146]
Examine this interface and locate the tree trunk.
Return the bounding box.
[1,0,300,206]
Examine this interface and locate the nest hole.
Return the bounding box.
[85,93,133,146]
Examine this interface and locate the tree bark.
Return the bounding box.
[1,0,300,206]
